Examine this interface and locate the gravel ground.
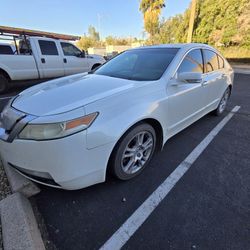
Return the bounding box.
[0,161,11,250]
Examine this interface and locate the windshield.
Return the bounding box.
[94,48,179,81]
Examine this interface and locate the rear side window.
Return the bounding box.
[204,50,219,73]
[39,40,58,55]
[218,55,224,69]
[177,49,204,74]
[0,45,14,55]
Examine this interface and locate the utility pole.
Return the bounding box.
[187,0,197,43]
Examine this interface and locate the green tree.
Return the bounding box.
[88,25,100,41]
[236,0,250,48]
[105,36,133,46]
[105,36,116,45]
[139,0,165,41]
[158,12,189,44]
[77,36,95,51]
[154,0,250,49]
[77,25,102,50]
[193,0,249,47]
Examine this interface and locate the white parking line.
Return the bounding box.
[100,105,241,250]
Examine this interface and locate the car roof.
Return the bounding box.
[131,43,213,50]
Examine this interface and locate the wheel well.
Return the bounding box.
[117,119,164,152]
[91,63,101,70]
[0,68,11,81]
[140,118,163,151]
[107,118,164,174]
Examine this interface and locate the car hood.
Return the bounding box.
[12,73,135,116]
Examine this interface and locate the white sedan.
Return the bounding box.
[0,44,233,190]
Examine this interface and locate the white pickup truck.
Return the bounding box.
[0,37,106,93]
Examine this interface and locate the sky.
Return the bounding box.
[0,0,191,39]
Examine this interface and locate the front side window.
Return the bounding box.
[61,42,82,57]
[39,40,58,55]
[0,45,14,55]
[177,49,204,74]
[95,48,179,81]
[204,50,219,73]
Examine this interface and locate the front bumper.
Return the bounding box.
[0,131,114,190]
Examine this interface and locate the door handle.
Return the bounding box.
[41,58,46,63]
[63,58,67,63]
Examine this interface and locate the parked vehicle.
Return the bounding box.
[0,43,233,190]
[0,37,106,93]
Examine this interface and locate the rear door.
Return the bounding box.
[202,49,227,108]
[35,38,65,78]
[167,49,207,136]
[60,42,89,75]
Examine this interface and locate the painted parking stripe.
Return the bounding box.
[100,105,241,250]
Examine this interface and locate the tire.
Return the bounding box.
[110,123,156,180]
[213,87,230,116]
[0,74,9,94]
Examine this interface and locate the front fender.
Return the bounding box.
[85,86,168,149]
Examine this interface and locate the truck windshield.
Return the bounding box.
[94,48,179,81]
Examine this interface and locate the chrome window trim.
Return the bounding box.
[171,47,205,79]
[171,47,225,80]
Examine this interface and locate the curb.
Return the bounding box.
[0,193,45,250]
[0,159,46,249]
[2,160,40,198]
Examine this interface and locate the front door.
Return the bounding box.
[167,49,207,137]
[60,42,90,75]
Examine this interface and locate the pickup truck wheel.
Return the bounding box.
[110,124,156,180]
[0,74,9,94]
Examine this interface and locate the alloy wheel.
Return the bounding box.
[121,131,154,174]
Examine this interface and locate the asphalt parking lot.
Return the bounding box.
[1,73,250,250]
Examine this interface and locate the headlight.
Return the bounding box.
[18,112,98,140]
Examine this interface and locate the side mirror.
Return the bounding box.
[177,72,202,84]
